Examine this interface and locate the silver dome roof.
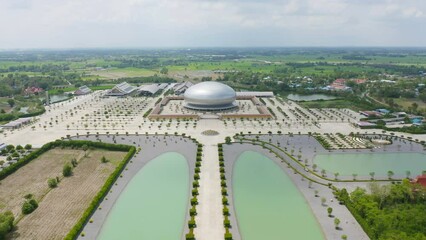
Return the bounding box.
[184,81,237,110]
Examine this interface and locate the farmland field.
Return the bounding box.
[0,148,127,240]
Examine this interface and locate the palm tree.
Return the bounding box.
[334,172,339,180]
[327,207,333,217]
[352,173,358,181]
[321,197,326,206]
[334,218,341,230]
[369,172,375,180]
[387,170,394,180]
[321,169,326,177]
[406,170,411,179]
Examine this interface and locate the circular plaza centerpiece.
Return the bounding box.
[184,81,237,110]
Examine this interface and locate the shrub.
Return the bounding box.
[0,212,14,239]
[222,187,227,196]
[224,229,233,240]
[224,216,231,227]
[24,193,33,199]
[221,180,227,187]
[185,229,195,240]
[0,211,14,238]
[63,163,73,177]
[194,173,200,180]
[190,197,198,206]
[101,156,108,163]
[188,217,196,228]
[29,199,38,208]
[192,188,199,196]
[71,158,78,167]
[48,178,58,188]
[22,199,38,214]
[223,206,229,216]
[190,206,197,216]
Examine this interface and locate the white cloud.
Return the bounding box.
[0,0,425,48]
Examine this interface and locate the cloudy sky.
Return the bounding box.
[0,0,425,48]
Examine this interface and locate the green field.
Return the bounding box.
[298,99,379,111]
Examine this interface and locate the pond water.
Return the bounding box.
[49,94,71,103]
[19,107,29,114]
[98,152,189,240]
[233,151,324,240]
[314,152,426,177]
[287,94,337,101]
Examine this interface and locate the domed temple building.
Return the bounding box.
[184,82,237,110]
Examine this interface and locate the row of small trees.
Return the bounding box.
[219,143,233,240]
[185,142,203,240]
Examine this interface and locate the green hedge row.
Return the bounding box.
[0,108,45,122]
[313,135,332,150]
[64,142,135,240]
[143,108,153,118]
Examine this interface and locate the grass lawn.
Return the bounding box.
[298,99,372,111]
[394,98,426,112]
[88,67,158,79]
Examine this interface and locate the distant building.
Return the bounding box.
[0,143,7,151]
[356,121,376,128]
[376,109,390,114]
[392,112,407,118]
[106,82,137,96]
[380,79,396,84]
[74,85,92,95]
[411,174,426,187]
[1,117,32,129]
[354,79,367,84]
[328,79,352,91]
[24,87,44,95]
[173,81,194,95]
[138,83,168,96]
[359,111,382,118]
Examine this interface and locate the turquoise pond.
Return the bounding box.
[233,151,325,240]
[98,152,189,240]
[287,94,337,101]
[314,152,426,176]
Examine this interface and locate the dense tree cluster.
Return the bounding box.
[336,181,426,240]
[0,211,14,240]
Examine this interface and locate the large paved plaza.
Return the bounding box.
[2,89,426,240]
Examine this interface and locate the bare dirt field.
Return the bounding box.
[89,68,157,79]
[169,70,222,80]
[0,148,127,240]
